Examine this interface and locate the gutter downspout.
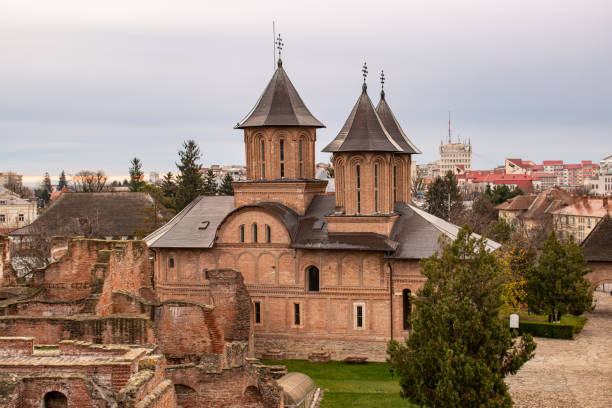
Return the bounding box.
[388,260,394,341]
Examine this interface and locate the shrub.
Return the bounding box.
[517,321,574,339]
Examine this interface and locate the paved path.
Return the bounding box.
[507,291,612,407]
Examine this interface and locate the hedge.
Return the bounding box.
[517,321,574,339]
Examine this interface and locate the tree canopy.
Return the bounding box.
[485,185,524,206]
[526,231,593,321]
[203,169,218,196]
[58,170,67,190]
[388,226,536,408]
[175,140,204,211]
[129,157,145,192]
[425,170,462,221]
[218,173,234,196]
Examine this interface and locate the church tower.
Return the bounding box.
[322,65,420,235]
[233,52,327,214]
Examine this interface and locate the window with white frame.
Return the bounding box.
[353,302,366,329]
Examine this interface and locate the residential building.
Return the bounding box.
[0,187,37,234]
[0,172,22,188]
[505,158,600,188]
[495,195,537,222]
[551,197,611,243]
[584,155,612,196]
[438,138,472,174]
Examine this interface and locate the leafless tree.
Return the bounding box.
[72,170,110,192]
[411,170,426,198]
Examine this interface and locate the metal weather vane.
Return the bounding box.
[380,70,385,90]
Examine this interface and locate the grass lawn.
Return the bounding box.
[261,359,418,408]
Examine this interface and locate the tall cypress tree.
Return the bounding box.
[175,140,204,211]
[203,169,218,196]
[425,170,462,221]
[388,226,536,407]
[129,157,145,192]
[218,173,234,196]
[58,170,67,190]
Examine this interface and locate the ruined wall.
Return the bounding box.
[0,315,155,345]
[0,235,15,287]
[586,261,612,289]
[13,375,108,408]
[96,240,155,316]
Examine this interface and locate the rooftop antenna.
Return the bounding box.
[448,111,452,144]
[380,70,385,98]
[275,33,284,66]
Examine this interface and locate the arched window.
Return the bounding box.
[239,225,245,243]
[279,139,285,178]
[298,139,304,178]
[338,163,345,207]
[374,164,379,213]
[169,258,175,268]
[356,165,361,214]
[260,139,266,179]
[403,289,412,330]
[393,165,397,202]
[252,223,258,243]
[44,391,67,408]
[307,266,319,292]
[265,225,271,243]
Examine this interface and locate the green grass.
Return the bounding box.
[261,360,418,408]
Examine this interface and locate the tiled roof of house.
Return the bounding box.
[10,192,169,238]
[581,216,612,262]
[494,195,537,211]
[551,198,611,217]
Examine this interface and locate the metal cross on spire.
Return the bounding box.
[362,62,368,83]
[380,70,385,90]
[275,34,284,62]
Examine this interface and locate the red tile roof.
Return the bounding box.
[551,198,611,217]
[543,160,564,165]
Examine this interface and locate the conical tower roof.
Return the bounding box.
[322,84,402,153]
[235,60,324,129]
[375,91,421,154]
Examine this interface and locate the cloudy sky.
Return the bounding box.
[1,0,611,183]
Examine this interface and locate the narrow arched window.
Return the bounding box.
[298,139,304,178]
[239,225,245,243]
[307,266,319,292]
[260,139,266,179]
[393,165,397,202]
[356,165,361,214]
[403,289,412,330]
[265,225,271,243]
[279,139,285,178]
[252,223,258,243]
[374,164,379,213]
[169,258,175,268]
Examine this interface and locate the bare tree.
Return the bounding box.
[411,171,426,198]
[72,170,109,192]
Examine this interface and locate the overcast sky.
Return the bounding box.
[1,0,611,183]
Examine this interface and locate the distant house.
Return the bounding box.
[9,192,170,241]
[551,197,611,243]
[495,195,537,222]
[0,187,37,234]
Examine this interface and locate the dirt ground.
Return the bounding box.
[507,291,612,408]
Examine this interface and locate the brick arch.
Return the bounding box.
[257,252,277,284]
[174,383,199,408]
[236,251,256,284]
[215,206,294,246]
[586,263,612,291]
[44,391,67,408]
[278,251,297,285]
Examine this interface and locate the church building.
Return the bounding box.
[145,57,499,361]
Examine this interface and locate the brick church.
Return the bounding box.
[146,58,499,361]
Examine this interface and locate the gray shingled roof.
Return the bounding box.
[145,196,234,248]
[322,84,402,153]
[146,194,500,258]
[235,60,324,129]
[10,192,168,238]
[581,216,612,262]
[375,92,421,154]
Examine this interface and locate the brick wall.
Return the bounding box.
[0,337,33,356]
[16,375,108,408]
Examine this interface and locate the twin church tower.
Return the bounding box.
[233,56,421,236]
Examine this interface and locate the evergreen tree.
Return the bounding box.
[485,185,524,205]
[218,173,234,196]
[425,170,462,221]
[388,226,536,408]
[43,172,52,192]
[128,157,145,192]
[175,140,204,210]
[58,170,67,190]
[38,173,52,205]
[526,231,593,321]
[203,169,218,196]
[122,179,129,186]
[161,172,176,198]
